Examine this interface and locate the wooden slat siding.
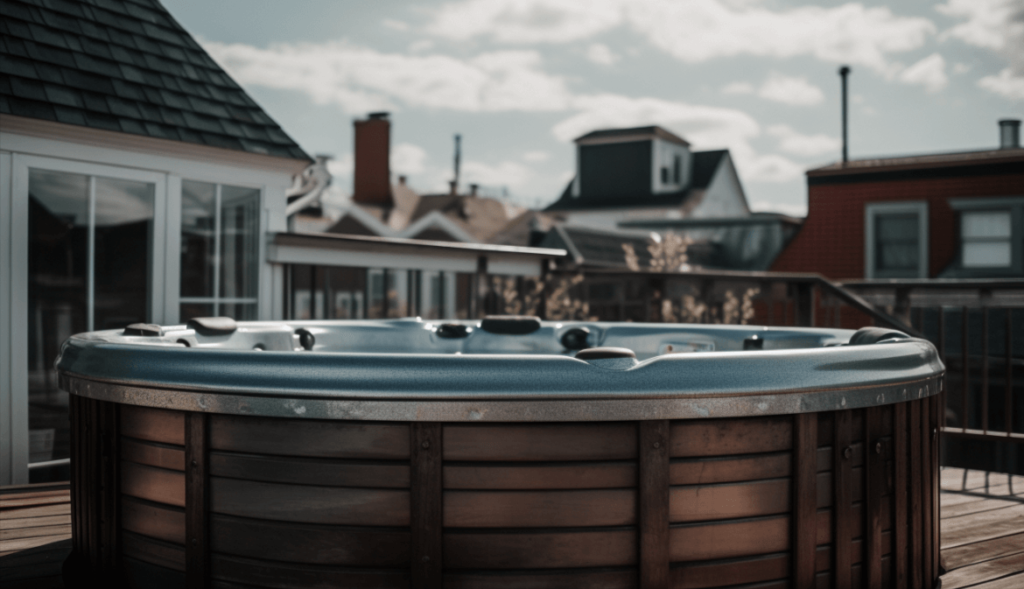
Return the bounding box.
[122,531,186,571]
[210,553,410,588]
[816,469,865,507]
[70,395,81,557]
[444,423,637,461]
[209,453,409,489]
[670,552,791,589]
[120,461,185,507]
[671,416,791,457]
[671,515,789,562]
[865,406,884,589]
[0,523,71,541]
[671,452,790,485]
[794,413,818,588]
[120,405,185,445]
[445,462,634,490]
[908,400,923,589]
[932,393,941,580]
[209,414,409,459]
[210,514,410,567]
[442,569,636,589]
[121,497,185,545]
[85,397,97,567]
[818,411,868,446]
[444,529,637,569]
[210,478,410,526]
[894,401,908,588]
[100,400,120,574]
[639,420,670,589]
[670,478,790,522]
[185,412,209,589]
[411,423,442,589]
[923,397,934,587]
[833,409,853,589]
[817,443,867,472]
[121,438,186,472]
[445,489,635,528]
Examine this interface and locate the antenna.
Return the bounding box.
[453,134,461,191]
[839,65,850,164]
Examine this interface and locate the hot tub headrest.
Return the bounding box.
[848,326,910,346]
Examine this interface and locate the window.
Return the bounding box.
[865,202,928,279]
[661,167,670,184]
[180,181,260,320]
[962,211,1012,268]
[673,155,681,184]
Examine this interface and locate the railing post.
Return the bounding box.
[793,282,814,327]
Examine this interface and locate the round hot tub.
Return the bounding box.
[58,317,944,589]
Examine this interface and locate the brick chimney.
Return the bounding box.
[353,112,392,206]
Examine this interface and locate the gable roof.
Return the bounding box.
[575,125,689,147]
[544,149,728,212]
[0,0,309,161]
[806,147,1024,185]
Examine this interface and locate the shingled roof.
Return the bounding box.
[0,0,309,161]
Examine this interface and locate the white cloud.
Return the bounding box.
[203,41,572,114]
[523,150,550,162]
[552,94,802,183]
[937,0,1021,52]
[382,19,410,32]
[953,62,972,74]
[978,68,1024,99]
[427,0,935,73]
[766,124,840,157]
[721,81,754,95]
[757,73,825,105]
[462,160,534,190]
[391,143,429,175]
[586,43,619,65]
[898,53,949,92]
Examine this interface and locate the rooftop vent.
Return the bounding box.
[1000,119,1021,149]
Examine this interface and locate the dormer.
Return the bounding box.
[571,126,691,200]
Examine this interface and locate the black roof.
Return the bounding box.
[0,0,309,161]
[545,149,728,212]
[575,125,689,146]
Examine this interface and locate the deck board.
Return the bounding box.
[1,468,1023,587]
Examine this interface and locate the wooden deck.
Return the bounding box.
[1,468,1022,588]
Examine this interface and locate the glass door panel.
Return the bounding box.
[93,177,155,330]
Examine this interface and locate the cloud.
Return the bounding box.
[523,150,550,162]
[586,43,620,65]
[721,81,754,95]
[757,73,825,105]
[462,160,534,190]
[898,53,948,92]
[382,19,410,32]
[978,68,1024,99]
[552,94,802,183]
[203,41,572,114]
[766,124,840,157]
[427,0,935,73]
[391,143,429,175]
[937,0,1022,52]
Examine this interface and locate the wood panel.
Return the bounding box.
[444,423,637,461]
[121,437,185,471]
[894,401,908,588]
[186,412,208,588]
[444,489,635,528]
[209,452,409,488]
[639,419,669,589]
[817,442,865,472]
[122,556,186,589]
[921,398,933,587]
[816,468,865,507]
[670,515,789,562]
[122,531,186,571]
[816,497,893,545]
[670,417,791,457]
[818,410,866,446]
[120,405,184,445]
[210,553,410,589]
[670,452,790,486]
[445,462,635,490]
[412,422,442,589]
[833,409,854,589]
[120,497,185,545]
[865,406,885,589]
[669,478,790,522]
[209,414,409,459]
[443,569,636,589]
[671,552,790,589]
[209,478,409,526]
[120,461,185,507]
[909,401,923,589]
[444,529,636,569]
[793,412,818,588]
[210,514,409,566]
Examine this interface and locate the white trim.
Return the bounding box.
[164,175,182,324]
[4,154,30,484]
[398,212,476,243]
[864,201,929,279]
[269,243,480,273]
[341,205,394,236]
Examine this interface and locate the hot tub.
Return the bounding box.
[57,317,944,589]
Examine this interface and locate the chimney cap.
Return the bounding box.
[368,111,390,120]
[999,118,1021,149]
[398,175,407,185]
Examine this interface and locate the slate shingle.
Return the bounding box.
[2,0,308,161]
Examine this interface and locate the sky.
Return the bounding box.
[160,0,1024,217]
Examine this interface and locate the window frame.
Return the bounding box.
[864,201,929,279]
[949,196,1024,277]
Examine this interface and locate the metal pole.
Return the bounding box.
[453,134,461,191]
[839,66,850,164]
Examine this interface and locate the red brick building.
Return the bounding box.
[772,121,1024,280]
